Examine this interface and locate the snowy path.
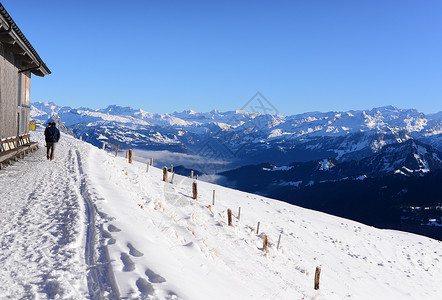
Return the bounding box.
[0,130,117,299]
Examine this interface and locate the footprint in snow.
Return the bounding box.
[136,278,155,297]
[108,224,121,232]
[120,252,135,272]
[128,243,144,257]
[145,268,166,283]
[43,280,61,299]
[166,290,180,298]
[97,211,110,219]
[102,230,112,239]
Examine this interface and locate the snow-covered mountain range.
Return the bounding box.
[31,102,442,173]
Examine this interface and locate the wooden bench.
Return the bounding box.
[0,134,39,169]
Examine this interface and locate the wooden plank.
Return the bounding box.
[0,135,34,152]
[0,142,37,164]
[1,49,19,139]
[0,149,20,163]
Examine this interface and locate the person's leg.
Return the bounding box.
[50,143,56,160]
[46,143,51,159]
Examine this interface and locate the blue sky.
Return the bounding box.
[3,1,442,114]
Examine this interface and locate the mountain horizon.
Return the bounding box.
[31,100,442,118]
[30,101,442,170]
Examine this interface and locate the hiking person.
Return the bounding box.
[44,122,52,144]
[44,122,60,160]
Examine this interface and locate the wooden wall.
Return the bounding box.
[19,71,31,134]
[0,43,31,140]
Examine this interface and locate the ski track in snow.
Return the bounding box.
[77,150,120,299]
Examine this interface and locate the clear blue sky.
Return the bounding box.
[3,0,442,114]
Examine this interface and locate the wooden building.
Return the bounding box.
[0,4,50,167]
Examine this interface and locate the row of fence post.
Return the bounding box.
[101,144,322,291]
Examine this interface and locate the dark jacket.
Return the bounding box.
[44,126,61,143]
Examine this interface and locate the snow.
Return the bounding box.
[267,129,286,138]
[0,131,90,298]
[272,166,293,171]
[413,153,430,173]
[433,152,442,163]
[1,128,442,299]
[263,165,294,171]
[318,159,334,171]
[394,169,409,176]
[97,134,109,140]
[425,220,442,227]
[276,180,303,187]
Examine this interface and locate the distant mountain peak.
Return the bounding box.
[101,105,138,114]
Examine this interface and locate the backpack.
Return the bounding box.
[47,133,56,142]
[45,127,56,142]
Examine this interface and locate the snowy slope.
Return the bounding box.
[1,129,442,299]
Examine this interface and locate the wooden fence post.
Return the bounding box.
[115,145,119,157]
[212,190,215,205]
[163,167,168,182]
[146,162,149,173]
[170,164,173,173]
[150,157,153,166]
[190,170,194,179]
[102,142,105,150]
[227,209,232,226]
[196,174,198,180]
[256,221,260,234]
[237,207,241,220]
[277,234,281,250]
[128,149,133,164]
[314,267,321,290]
[79,136,82,141]
[192,181,198,200]
[170,172,175,183]
[263,235,268,252]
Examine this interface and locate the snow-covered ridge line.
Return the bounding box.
[30,101,442,171]
[31,101,442,136]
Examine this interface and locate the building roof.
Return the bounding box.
[0,3,51,77]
